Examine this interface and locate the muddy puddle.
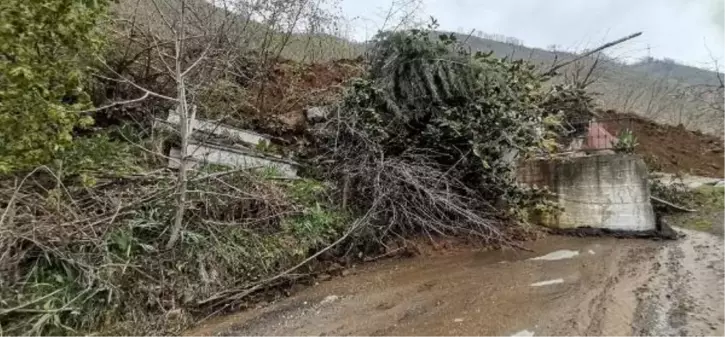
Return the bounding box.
[186,229,724,336]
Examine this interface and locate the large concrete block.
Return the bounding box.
[517,154,655,231]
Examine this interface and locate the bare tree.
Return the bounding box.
[94,0,373,248]
[139,0,235,248]
[96,0,258,248]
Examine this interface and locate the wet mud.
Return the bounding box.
[186,228,724,336]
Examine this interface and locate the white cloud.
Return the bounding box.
[338,0,724,69]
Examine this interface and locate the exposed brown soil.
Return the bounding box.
[248,60,723,179]
[599,110,724,178]
[250,58,364,134]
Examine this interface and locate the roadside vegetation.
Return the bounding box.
[671,185,724,235]
[649,175,724,235]
[0,0,108,173]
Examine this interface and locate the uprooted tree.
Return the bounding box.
[311,23,565,246]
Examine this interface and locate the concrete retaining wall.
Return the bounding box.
[517,154,655,231]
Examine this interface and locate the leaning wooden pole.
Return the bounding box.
[543,32,643,76]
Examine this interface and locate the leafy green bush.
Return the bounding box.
[54,132,141,185]
[539,83,597,124]
[614,129,638,153]
[0,0,108,173]
[326,21,558,198]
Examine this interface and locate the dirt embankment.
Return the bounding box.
[599,110,724,178]
[251,58,364,134]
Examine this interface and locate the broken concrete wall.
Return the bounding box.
[517,154,655,231]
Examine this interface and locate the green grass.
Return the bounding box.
[668,185,724,234]
[684,218,714,231]
[0,160,352,335]
[692,185,725,212]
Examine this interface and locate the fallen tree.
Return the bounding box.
[309,23,566,246]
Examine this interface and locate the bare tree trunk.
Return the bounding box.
[167,0,189,249]
[167,85,189,249]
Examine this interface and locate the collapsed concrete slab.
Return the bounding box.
[156,110,299,177]
[155,111,271,146]
[168,142,299,178]
[517,154,656,231]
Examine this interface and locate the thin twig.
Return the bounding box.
[79,92,150,113]
[197,206,375,309]
[0,288,65,315]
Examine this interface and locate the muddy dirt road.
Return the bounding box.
[187,228,723,336]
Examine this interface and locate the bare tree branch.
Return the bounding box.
[95,60,178,101]
[80,92,150,113]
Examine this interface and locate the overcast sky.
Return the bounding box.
[338,0,724,69]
